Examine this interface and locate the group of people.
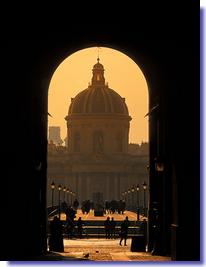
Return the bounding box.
[48,210,146,252]
[104,217,116,239]
[104,200,126,215]
[104,216,130,245]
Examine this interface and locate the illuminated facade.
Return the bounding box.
[47,59,148,206]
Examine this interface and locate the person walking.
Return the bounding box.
[77,217,83,238]
[104,216,111,239]
[119,216,130,246]
[110,217,116,239]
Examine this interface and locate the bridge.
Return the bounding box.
[48,209,147,238]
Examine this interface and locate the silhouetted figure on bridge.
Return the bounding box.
[110,217,116,239]
[118,200,126,214]
[73,199,79,211]
[65,206,76,238]
[119,216,130,246]
[65,206,76,221]
[65,217,75,239]
[77,217,83,238]
[104,217,111,239]
[82,200,91,214]
[49,216,64,252]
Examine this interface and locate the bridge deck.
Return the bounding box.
[51,209,147,222]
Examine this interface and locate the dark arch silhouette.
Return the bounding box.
[1,7,199,261]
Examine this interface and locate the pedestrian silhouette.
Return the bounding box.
[119,216,130,246]
[104,216,111,239]
[110,217,116,239]
[77,217,83,238]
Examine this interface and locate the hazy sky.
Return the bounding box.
[48,47,148,144]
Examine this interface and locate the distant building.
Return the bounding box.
[128,142,149,155]
[48,126,63,145]
[47,59,149,209]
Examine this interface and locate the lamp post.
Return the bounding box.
[58,184,62,219]
[143,182,147,216]
[128,189,131,210]
[125,191,127,209]
[131,186,135,211]
[66,188,70,205]
[50,181,55,208]
[70,191,73,206]
[63,186,66,202]
[136,184,140,221]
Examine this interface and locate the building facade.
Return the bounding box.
[48,126,63,145]
[47,59,149,208]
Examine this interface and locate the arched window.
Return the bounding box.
[93,131,104,153]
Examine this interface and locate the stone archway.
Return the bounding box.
[2,18,199,260]
[45,44,168,256]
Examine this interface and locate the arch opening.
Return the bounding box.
[47,46,150,250]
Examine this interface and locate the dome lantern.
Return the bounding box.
[66,59,131,117]
[91,58,105,86]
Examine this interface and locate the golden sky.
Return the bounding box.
[48,47,148,144]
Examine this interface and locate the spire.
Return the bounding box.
[97,46,100,62]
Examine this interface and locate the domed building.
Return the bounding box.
[65,58,131,156]
[47,59,149,207]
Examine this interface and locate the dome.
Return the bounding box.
[67,58,130,117]
[68,86,129,115]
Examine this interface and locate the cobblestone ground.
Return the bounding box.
[59,238,171,262]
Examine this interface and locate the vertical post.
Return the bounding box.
[63,186,66,202]
[66,188,70,205]
[136,184,140,221]
[58,184,62,219]
[131,186,135,211]
[143,182,147,216]
[128,189,131,210]
[50,181,55,208]
[71,191,73,207]
[125,191,127,210]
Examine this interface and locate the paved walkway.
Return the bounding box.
[48,210,171,261]
[55,238,171,262]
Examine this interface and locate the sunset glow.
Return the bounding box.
[48,47,148,144]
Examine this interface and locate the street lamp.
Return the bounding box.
[63,186,66,202]
[58,184,62,219]
[154,157,164,172]
[143,182,147,216]
[131,186,135,211]
[50,181,55,208]
[128,189,131,210]
[66,188,70,205]
[70,191,73,206]
[125,191,127,209]
[136,184,140,220]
